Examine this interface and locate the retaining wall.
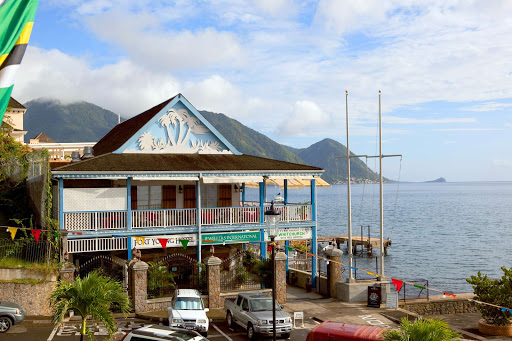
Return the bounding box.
[401,299,479,315]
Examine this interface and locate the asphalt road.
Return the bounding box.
[3,317,318,340]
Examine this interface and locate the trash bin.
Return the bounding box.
[367,285,382,308]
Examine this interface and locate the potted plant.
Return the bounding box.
[383,317,461,341]
[466,266,512,336]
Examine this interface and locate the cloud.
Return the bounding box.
[433,128,502,132]
[385,116,477,124]
[461,102,512,112]
[278,100,333,136]
[492,159,511,167]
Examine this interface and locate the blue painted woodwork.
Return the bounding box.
[59,178,64,230]
[259,182,266,259]
[311,178,317,288]
[114,95,240,155]
[127,177,132,230]
[284,179,288,204]
[242,183,246,202]
[196,180,201,262]
[285,240,289,276]
[127,237,132,260]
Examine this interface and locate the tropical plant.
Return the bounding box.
[251,258,273,288]
[50,271,131,341]
[382,317,461,341]
[147,261,175,298]
[466,266,512,325]
[235,265,249,286]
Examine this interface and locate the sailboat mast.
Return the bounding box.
[379,91,385,279]
[346,91,354,281]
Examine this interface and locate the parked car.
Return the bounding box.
[224,292,292,339]
[0,301,25,333]
[306,322,385,341]
[120,325,208,341]
[168,289,209,337]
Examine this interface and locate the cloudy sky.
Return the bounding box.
[12,0,512,181]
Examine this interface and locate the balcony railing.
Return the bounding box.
[63,204,311,231]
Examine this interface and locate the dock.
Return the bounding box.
[318,235,392,255]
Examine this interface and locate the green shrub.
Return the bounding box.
[383,317,461,341]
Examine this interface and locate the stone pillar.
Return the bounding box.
[207,256,221,308]
[59,262,75,282]
[129,260,149,313]
[325,248,343,298]
[275,251,287,304]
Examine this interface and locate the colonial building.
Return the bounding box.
[52,94,324,285]
[1,97,27,143]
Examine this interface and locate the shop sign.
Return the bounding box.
[202,231,260,244]
[264,227,312,241]
[131,234,197,249]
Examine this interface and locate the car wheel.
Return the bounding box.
[226,312,235,329]
[201,331,208,337]
[281,332,291,339]
[0,317,12,333]
[247,322,257,340]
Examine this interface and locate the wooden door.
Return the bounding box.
[218,184,232,207]
[162,185,176,209]
[183,185,196,208]
[131,187,137,210]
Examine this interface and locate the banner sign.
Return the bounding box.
[203,231,260,244]
[132,234,197,249]
[264,227,312,241]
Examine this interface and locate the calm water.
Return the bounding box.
[246,182,512,293]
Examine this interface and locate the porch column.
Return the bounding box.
[242,183,246,203]
[275,251,287,304]
[284,179,288,204]
[196,180,202,262]
[129,260,149,313]
[127,177,132,260]
[59,177,64,230]
[284,179,289,275]
[259,182,266,259]
[207,256,221,308]
[325,248,342,298]
[59,262,75,283]
[311,179,317,288]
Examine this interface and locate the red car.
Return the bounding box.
[307,322,385,341]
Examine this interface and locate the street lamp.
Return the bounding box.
[265,201,280,341]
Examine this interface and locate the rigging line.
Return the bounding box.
[389,156,402,238]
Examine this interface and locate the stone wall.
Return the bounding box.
[0,281,56,316]
[401,299,479,315]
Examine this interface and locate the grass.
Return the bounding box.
[0,257,58,274]
[0,278,45,285]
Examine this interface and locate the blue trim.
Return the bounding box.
[53,171,323,179]
[59,178,64,230]
[112,95,241,155]
[242,183,246,203]
[259,182,266,259]
[285,240,289,277]
[311,179,317,288]
[127,237,132,260]
[284,180,288,204]
[127,177,132,231]
[196,180,201,262]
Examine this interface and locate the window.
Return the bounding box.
[200,184,218,208]
[137,186,162,209]
[241,299,249,311]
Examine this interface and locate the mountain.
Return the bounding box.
[426,177,446,183]
[24,98,122,142]
[23,99,380,183]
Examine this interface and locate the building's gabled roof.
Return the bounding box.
[52,153,323,173]
[93,96,176,156]
[8,97,25,110]
[33,132,55,143]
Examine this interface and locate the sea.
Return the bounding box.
[245,182,512,294]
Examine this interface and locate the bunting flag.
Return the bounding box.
[30,229,40,243]
[54,231,58,241]
[367,272,378,277]
[414,284,426,290]
[8,226,17,240]
[0,0,39,121]
[443,292,456,299]
[135,236,145,245]
[158,238,168,249]
[502,308,512,314]
[286,246,294,252]
[180,239,189,249]
[348,266,359,271]
[392,278,403,292]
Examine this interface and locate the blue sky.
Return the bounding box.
[11,0,512,181]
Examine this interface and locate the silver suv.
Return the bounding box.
[0,301,25,333]
[168,289,209,337]
[120,325,208,341]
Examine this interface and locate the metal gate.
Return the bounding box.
[149,253,206,298]
[75,255,127,289]
[220,250,266,292]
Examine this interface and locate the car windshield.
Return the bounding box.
[250,298,281,312]
[174,297,203,310]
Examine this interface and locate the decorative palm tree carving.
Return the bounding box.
[138,132,156,151]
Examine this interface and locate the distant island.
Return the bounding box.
[425,177,446,183]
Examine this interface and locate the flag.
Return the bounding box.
[0,0,39,121]
[391,278,403,292]
[158,238,168,249]
[30,229,40,243]
[134,236,145,245]
[8,226,17,240]
[180,239,189,249]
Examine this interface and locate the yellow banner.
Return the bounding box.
[8,227,17,240]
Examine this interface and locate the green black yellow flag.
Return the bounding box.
[0,0,38,122]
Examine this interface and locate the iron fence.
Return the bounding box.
[399,280,430,302]
[0,237,55,264]
[220,250,267,292]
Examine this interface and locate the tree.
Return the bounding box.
[383,317,461,341]
[50,271,131,341]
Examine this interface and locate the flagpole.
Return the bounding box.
[346,90,354,282]
[379,90,385,280]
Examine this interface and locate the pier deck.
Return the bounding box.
[318,235,392,255]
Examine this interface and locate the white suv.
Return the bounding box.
[168,289,209,337]
[120,325,208,341]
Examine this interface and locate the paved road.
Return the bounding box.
[3,317,318,340]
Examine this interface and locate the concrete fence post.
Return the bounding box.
[325,248,343,298]
[275,251,287,304]
[129,260,149,313]
[59,262,75,283]
[207,256,221,308]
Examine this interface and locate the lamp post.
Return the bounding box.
[265,201,280,341]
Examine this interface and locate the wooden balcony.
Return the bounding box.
[62,204,312,231]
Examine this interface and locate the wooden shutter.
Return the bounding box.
[218,184,232,207]
[183,185,196,208]
[162,185,176,209]
[131,186,137,210]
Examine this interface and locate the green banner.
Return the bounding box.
[203,231,260,244]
